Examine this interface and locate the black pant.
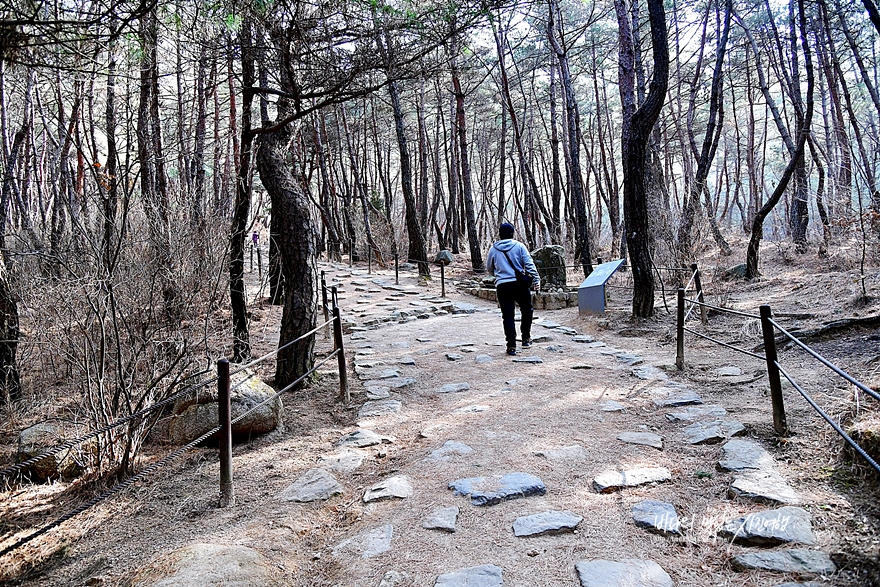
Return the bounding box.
[496,281,533,348]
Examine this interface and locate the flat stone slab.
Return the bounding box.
[277,468,343,502]
[572,335,596,343]
[450,472,546,506]
[575,559,673,587]
[731,549,836,574]
[593,468,672,493]
[438,382,470,394]
[475,354,493,364]
[539,321,561,329]
[337,429,391,448]
[319,450,366,474]
[398,357,416,365]
[390,341,410,348]
[422,506,459,532]
[600,401,626,412]
[729,470,801,505]
[683,420,745,444]
[428,440,474,461]
[446,353,465,361]
[365,386,390,399]
[719,439,775,471]
[512,356,543,363]
[631,365,668,380]
[571,364,594,370]
[652,389,703,407]
[631,500,681,535]
[130,543,274,587]
[445,341,476,348]
[715,366,743,376]
[358,400,402,419]
[385,377,416,389]
[332,524,393,559]
[617,432,663,450]
[363,475,413,502]
[555,326,578,335]
[582,341,607,348]
[665,405,728,422]
[615,353,644,366]
[435,565,503,587]
[720,506,815,545]
[513,510,583,537]
[534,444,589,461]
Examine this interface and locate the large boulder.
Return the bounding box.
[531,245,566,289]
[130,543,277,587]
[156,369,282,444]
[434,250,454,266]
[15,422,86,481]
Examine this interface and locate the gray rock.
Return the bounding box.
[729,470,801,505]
[332,524,393,559]
[475,354,494,364]
[446,353,465,361]
[534,444,589,461]
[512,356,543,363]
[357,400,402,419]
[600,401,625,412]
[571,364,594,370]
[575,559,673,587]
[615,353,644,366]
[555,326,578,335]
[592,468,672,493]
[582,341,607,348]
[631,365,668,381]
[545,345,565,353]
[365,386,390,400]
[665,405,728,422]
[435,565,503,587]
[439,382,470,393]
[631,501,681,535]
[363,475,413,502]
[572,335,596,343]
[422,506,459,532]
[617,432,663,450]
[277,468,343,502]
[731,549,836,574]
[378,571,410,587]
[513,510,583,537]
[719,439,776,471]
[539,320,562,329]
[382,377,416,389]
[715,366,743,376]
[390,341,410,348]
[337,429,390,448]
[450,472,546,506]
[435,250,454,265]
[457,404,489,413]
[429,440,474,461]
[15,423,85,481]
[319,450,366,474]
[652,389,703,408]
[398,357,416,366]
[130,543,275,587]
[532,335,553,343]
[683,420,745,444]
[363,369,399,380]
[445,341,476,348]
[532,245,567,287]
[720,506,815,545]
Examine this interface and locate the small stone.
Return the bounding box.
[475,354,493,364]
[435,565,503,587]
[363,475,413,502]
[615,353,644,366]
[631,500,681,535]
[446,353,464,361]
[545,345,565,353]
[600,401,625,412]
[386,377,416,389]
[365,386,390,400]
[683,420,745,444]
[575,559,673,587]
[319,450,366,474]
[332,524,393,559]
[390,341,410,348]
[729,470,801,505]
[592,468,672,493]
[582,341,606,348]
[337,429,390,448]
[398,357,416,366]
[512,356,543,363]
[539,321,561,329]
[665,405,728,422]
[358,400,402,419]
[571,364,594,370]
[429,440,474,461]
[718,439,775,471]
[445,341,476,348]
[450,472,546,506]
[715,366,743,376]
[457,404,490,413]
[652,389,703,408]
[719,506,815,546]
[438,382,470,393]
[631,365,668,380]
[555,326,578,335]
[617,432,663,450]
[532,335,553,343]
[422,506,459,532]
[534,445,589,461]
[277,468,343,502]
[731,549,836,574]
[572,335,596,343]
[513,510,583,537]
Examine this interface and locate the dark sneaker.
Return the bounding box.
[507,347,517,356]
[522,338,532,348]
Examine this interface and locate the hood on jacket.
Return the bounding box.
[493,239,518,252]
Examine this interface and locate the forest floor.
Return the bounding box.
[1,236,880,587]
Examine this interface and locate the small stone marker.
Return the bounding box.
[446,353,464,361]
[435,565,503,587]
[683,420,745,444]
[729,470,801,505]
[512,356,543,363]
[319,450,366,474]
[718,439,775,471]
[631,501,681,535]
[572,335,595,343]
[719,506,815,545]
[513,510,583,537]
[450,472,546,506]
[731,549,836,574]
[575,559,673,587]
[600,401,625,412]
[429,440,474,461]
[422,506,459,532]
[363,475,413,503]
[475,354,493,364]
[332,524,393,559]
[534,444,589,461]
[358,400,402,419]
[592,468,672,493]
[617,432,663,450]
[438,382,470,393]
[337,429,390,448]
[277,468,343,502]
[665,405,728,422]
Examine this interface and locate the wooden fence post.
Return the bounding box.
[760,305,788,436]
[217,359,234,508]
[440,263,446,298]
[332,287,349,403]
[321,271,330,338]
[367,246,372,274]
[676,288,685,370]
[395,254,399,285]
[349,239,354,267]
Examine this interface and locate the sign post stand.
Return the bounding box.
[577,259,625,315]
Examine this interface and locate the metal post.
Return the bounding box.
[691,263,707,325]
[395,254,399,285]
[321,271,330,338]
[256,245,262,281]
[249,244,254,273]
[349,239,354,267]
[217,359,234,507]
[760,305,788,436]
[331,287,349,403]
[367,246,372,274]
[676,288,685,370]
[440,263,446,298]
[597,257,603,265]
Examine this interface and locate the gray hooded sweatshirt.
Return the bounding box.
[485,239,541,287]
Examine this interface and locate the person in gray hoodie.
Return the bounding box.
[485,222,541,355]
